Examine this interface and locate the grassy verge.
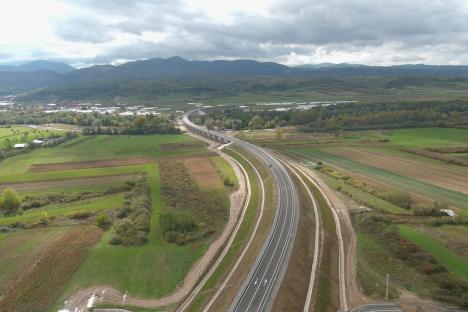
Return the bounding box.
[302,174,339,312]
[186,147,261,311]
[398,225,468,282]
[211,155,239,188]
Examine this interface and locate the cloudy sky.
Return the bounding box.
[1,0,468,67]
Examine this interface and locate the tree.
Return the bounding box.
[249,115,263,130]
[4,138,11,150]
[275,128,283,141]
[96,213,111,230]
[2,188,21,212]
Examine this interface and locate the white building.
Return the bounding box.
[13,143,28,149]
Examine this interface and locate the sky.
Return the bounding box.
[1,0,468,67]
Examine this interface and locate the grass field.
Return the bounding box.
[0,131,231,311]
[398,225,468,282]
[0,126,65,148]
[0,164,148,184]
[356,233,426,299]
[52,152,233,308]
[390,128,468,147]
[0,194,124,226]
[0,134,206,175]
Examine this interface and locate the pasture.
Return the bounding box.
[0,125,65,149]
[0,131,234,311]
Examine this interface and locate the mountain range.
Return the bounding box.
[0,60,75,74]
[3,57,468,94]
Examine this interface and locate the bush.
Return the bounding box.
[386,191,412,209]
[161,211,197,235]
[1,188,21,213]
[223,176,234,187]
[67,210,92,220]
[96,213,111,230]
[109,178,153,245]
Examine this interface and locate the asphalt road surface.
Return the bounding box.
[183,112,299,312]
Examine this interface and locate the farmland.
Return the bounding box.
[0,125,65,149]
[244,126,468,307]
[0,130,234,312]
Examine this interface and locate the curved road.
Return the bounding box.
[183,111,300,312]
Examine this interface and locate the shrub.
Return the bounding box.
[109,178,153,245]
[386,191,412,209]
[67,210,92,220]
[223,176,234,187]
[1,188,21,213]
[96,213,112,230]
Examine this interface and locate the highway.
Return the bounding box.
[182,111,300,312]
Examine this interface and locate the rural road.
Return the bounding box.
[183,111,300,312]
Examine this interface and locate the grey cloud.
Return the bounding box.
[54,16,114,43]
[49,0,468,65]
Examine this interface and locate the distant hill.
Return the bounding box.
[0,70,63,93]
[296,63,468,77]
[0,60,74,74]
[65,56,292,83]
[5,56,468,98]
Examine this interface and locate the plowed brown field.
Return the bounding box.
[323,147,468,194]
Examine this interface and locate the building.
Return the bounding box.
[13,143,28,149]
[32,139,45,145]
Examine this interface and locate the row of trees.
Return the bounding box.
[202,100,468,131]
[83,115,179,135]
[0,110,179,135]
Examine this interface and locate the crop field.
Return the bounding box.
[0,226,101,312]
[398,225,468,282]
[319,146,468,194]
[254,126,468,304]
[389,128,468,147]
[0,134,206,175]
[0,131,234,311]
[295,147,468,210]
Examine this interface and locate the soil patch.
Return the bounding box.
[28,152,215,172]
[324,147,468,195]
[158,141,205,151]
[0,226,101,312]
[185,157,222,189]
[0,175,135,192]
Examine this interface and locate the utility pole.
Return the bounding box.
[385,273,389,300]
